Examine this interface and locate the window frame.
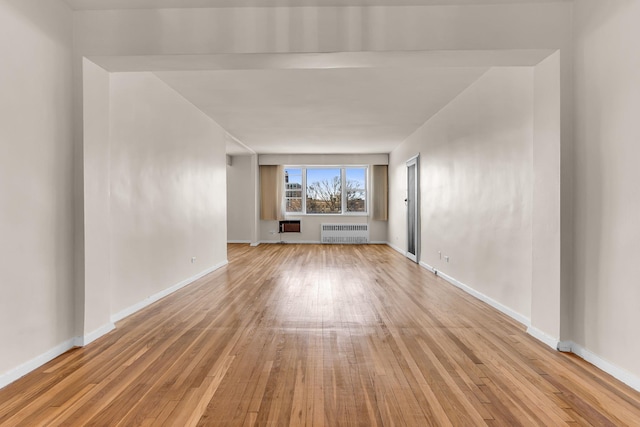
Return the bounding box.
[284,166,369,216]
[284,167,304,214]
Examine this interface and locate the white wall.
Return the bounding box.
[260,216,388,244]
[389,67,534,320]
[531,52,562,343]
[227,155,255,243]
[572,0,640,381]
[108,72,228,316]
[0,0,75,384]
[82,59,113,340]
[73,4,572,55]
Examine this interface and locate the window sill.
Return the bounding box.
[285,213,369,218]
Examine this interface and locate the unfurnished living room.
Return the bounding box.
[1,0,640,425]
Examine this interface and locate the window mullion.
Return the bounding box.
[340,168,347,215]
[302,167,306,215]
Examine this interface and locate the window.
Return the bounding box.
[284,167,367,215]
[306,168,341,214]
[345,167,367,213]
[284,168,303,213]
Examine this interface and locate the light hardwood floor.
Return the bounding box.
[1,244,639,426]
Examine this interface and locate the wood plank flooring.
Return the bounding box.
[1,244,639,426]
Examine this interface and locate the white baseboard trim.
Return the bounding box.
[526,326,560,351]
[557,340,573,353]
[386,242,406,256]
[419,260,436,273]
[259,240,321,244]
[227,240,251,244]
[74,322,116,347]
[249,242,260,247]
[110,260,228,324]
[0,261,229,391]
[418,264,640,393]
[259,240,387,245]
[419,263,531,328]
[0,338,76,389]
[568,341,640,392]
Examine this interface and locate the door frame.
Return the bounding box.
[406,154,420,263]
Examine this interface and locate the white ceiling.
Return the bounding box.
[155,67,488,154]
[86,50,553,155]
[65,0,569,10]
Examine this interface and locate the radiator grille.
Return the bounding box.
[321,224,369,244]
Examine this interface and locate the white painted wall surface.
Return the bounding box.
[259,217,387,244]
[530,52,562,342]
[390,68,534,320]
[0,0,75,383]
[73,4,571,55]
[82,59,113,340]
[573,0,640,379]
[227,155,255,243]
[0,0,75,386]
[108,72,227,316]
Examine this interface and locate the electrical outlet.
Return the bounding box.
[191,257,196,263]
[444,255,449,263]
[438,251,442,259]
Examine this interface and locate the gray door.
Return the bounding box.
[406,155,420,263]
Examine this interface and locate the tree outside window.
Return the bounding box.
[306,168,341,214]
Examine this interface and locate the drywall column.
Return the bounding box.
[529,52,562,348]
[226,154,259,244]
[572,0,640,386]
[81,59,114,343]
[251,154,260,246]
[0,0,75,386]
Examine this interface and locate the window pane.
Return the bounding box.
[346,168,367,212]
[284,168,303,213]
[286,199,302,212]
[306,168,341,214]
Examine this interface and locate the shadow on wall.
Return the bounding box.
[573,0,629,39]
[1,0,72,46]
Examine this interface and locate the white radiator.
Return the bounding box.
[321,224,369,244]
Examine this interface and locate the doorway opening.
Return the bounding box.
[406,154,420,263]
